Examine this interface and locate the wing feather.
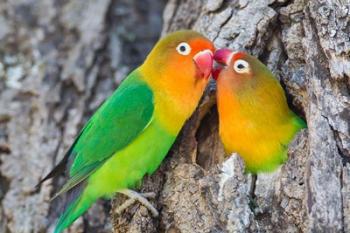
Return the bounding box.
[40,71,154,196]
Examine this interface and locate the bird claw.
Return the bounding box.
[115,189,159,217]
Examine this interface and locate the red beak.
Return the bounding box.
[193,49,213,79]
[213,48,234,66]
[212,48,234,80]
[212,65,223,80]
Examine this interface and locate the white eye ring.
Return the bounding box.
[176,42,191,55]
[233,59,250,74]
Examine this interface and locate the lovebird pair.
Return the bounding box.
[38,30,305,233]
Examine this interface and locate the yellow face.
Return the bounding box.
[140,30,215,134]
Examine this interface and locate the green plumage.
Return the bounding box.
[53,71,175,233]
[40,30,215,233]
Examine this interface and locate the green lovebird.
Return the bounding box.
[213,48,306,173]
[38,30,215,233]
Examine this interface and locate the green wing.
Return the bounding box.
[53,71,154,197]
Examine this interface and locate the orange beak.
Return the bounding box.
[193,49,213,79]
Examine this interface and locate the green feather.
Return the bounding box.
[53,70,164,232]
[58,71,153,195]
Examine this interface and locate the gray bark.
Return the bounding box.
[113,0,350,232]
[0,0,349,233]
[0,0,165,232]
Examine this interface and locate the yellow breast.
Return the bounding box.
[217,81,298,172]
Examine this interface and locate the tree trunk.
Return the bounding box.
[0,0,165,232]
[0,0,349,233]
[112,0,350,232]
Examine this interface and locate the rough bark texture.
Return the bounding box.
[0,0,165,232]
[0,0,349,233]
[113,0,350,232]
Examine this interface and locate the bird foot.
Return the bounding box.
[115,189,158,217]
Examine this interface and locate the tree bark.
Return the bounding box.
[0,0,165,232]
[0,0,349,233]
[112,0,350,232]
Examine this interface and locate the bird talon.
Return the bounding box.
[115,189,159,217]
[141,192,156,199]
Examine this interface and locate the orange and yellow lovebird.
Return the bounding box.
[38,30,214,233]
[213,48,306,173]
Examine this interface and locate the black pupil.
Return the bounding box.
[180,45,186,52]
[237,63,245,69]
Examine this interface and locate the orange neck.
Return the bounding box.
[139,61,208,135]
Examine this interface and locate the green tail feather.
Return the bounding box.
[54,189,94,233]
[293,113,307,130]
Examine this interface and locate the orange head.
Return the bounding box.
[143,30,215,80]
[213,48,290,118]
[140,30,215,133]
[213,48,275,93]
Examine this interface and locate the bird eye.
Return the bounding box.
[233,59,250,74]
[176,42,191,55]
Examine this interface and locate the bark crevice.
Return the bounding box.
[0,0,348,233]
